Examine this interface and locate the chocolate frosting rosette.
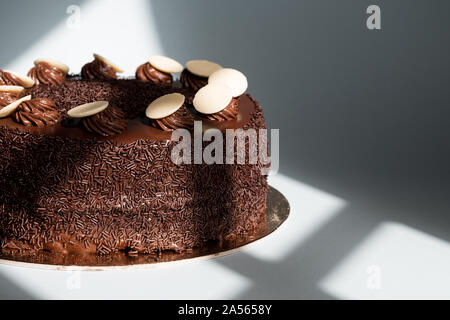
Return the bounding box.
[136,55,183,85]
[28,59,69,85]
[81,54,123,80]
[145,93,193,131]
[14,98,60,127]
[0,70,34,88]
[67,101,127,137]
[0,85,24,109]
[180,60,222,92]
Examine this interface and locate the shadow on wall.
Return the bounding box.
[150,0,450,238]
[150,0,450,298]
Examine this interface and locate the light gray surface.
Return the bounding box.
[1,0,450,299]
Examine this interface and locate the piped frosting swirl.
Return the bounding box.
[202,98,239,121]
[180,69,208,92]
[27,62,66,85]
[81,105,127,136]
[14,98,60,127]
[150,105,193,131]
[81,56,117,80]
[0,70,28,87]
[136,62,173,84]
[0,92,21,108]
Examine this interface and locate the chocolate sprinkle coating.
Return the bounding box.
[0,77,268,256]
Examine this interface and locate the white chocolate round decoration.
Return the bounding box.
[186,60,222,77]
[34,58,69,74]
[4,70,34,88]
[0,95,31,118]
[148,55,183,74]
[193,83,233,115]
[146,93,185,119]
[67,101,109,118]
[208,68,248,97]
[0,85,24,93]
[93,53,123,73]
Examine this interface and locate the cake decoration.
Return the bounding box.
[28,59,69,85]
[0,70,34,88]
[0,86,24,108]
[146,92,193,130]
[82,105,127,136]
[193,83,233,115]
[136,62,172,84]
[181,59,222,92]
[0,94,31,118]
[81,54,123,80]
[208,68,248,97]
[14,98,60,127]
[67,100,109,118]
[136,55,182,85]
[203,97,239,121]
[34,58,70,74]
[148,55,183,73]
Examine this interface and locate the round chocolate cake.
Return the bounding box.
[0,55,268,256]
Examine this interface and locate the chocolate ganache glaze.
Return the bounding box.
[0,79,256,143]
[28,62,66,85]
[136,62,172,85]
[0,70,28,87]
[82,105,127,136]
[150,105,194,131]
[15,98,60,127]
[0,92,21,108]
[180,69,208,92]
[81,56,117,80]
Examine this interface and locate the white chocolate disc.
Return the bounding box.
[0,95,31,118]
[148,55,183,74]
[34,58,69,74]
[67,101,109,118]
[3,70,34,88]
[193,83,233,115]
[186,60,222,77]
[146,93,185,119]
[93,54,123,73]
[208,68,248,97]
[0,85,24,93]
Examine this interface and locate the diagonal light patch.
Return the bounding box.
[319,222,450,299]
[242,173,347,262]
[6,0,164,76]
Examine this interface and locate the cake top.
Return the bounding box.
[0,54,251,142]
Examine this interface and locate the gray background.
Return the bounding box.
[1,0,450,299]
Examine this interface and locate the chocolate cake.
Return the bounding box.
[0,55,269,256]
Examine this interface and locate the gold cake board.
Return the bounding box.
[0,186,289,271]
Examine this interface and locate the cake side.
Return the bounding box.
[0,91,268,255]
